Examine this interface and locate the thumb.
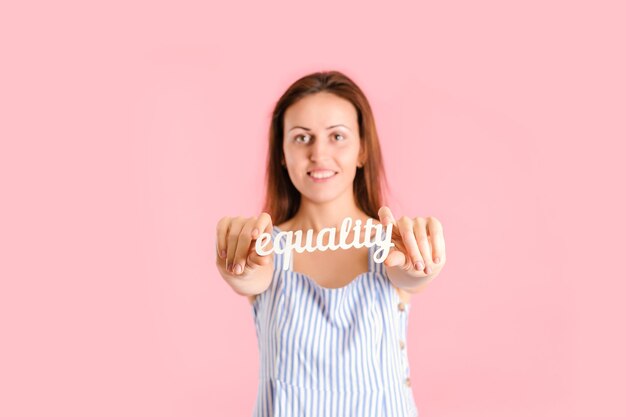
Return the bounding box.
[246,233,275,268]
[246,249,273,269]
[384,250,406,269]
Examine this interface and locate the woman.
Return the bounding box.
[215,70,446,416]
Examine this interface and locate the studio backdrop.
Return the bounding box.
[1,1,624,416]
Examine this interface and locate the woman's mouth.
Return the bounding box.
[307,170,337,182]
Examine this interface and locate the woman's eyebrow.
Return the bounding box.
[288,124,351,132]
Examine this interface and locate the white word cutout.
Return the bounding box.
[255,217,395,271]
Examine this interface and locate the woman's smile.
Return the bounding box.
[308,169,338,182]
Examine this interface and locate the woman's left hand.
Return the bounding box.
[377,206,446,276]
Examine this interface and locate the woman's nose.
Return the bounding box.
[309,138,330,161]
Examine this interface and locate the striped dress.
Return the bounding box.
[250,225,419,417]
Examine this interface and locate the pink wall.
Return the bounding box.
[1,1,624,416]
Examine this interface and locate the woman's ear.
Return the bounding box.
[357,150,367,168]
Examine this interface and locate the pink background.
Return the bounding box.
[1,1,624,416]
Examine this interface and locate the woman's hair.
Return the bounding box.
[262,70,390,225]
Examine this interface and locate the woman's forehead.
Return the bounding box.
[284,93,357,130]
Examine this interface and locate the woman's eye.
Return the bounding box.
[294,133,344,143]
[295,134,310,143]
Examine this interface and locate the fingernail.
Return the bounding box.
[235,264,242,274]
[220,250,226,259]
[383,217,392,225]
[425,266,432,274]
[415,261,424,271]
[434,257,440,264]
[252,228,259,238]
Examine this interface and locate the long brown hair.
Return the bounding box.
[262,70,390,225]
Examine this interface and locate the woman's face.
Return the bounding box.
[282,92,363,205]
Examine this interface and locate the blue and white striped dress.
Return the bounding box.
[251,225,419,417]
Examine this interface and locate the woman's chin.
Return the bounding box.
[299,189,351,205]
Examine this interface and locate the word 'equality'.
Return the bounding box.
[255,217,395,271]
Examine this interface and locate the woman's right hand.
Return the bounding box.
[215,212,275,279]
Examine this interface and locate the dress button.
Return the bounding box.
[405,377,411,387]
[399,340,405,350]
[398,302,406,312]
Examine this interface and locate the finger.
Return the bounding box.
[378,206,403,243]
[215,240,226,272]
[226,218,245,273]
[397,216,424,271]
[427,217,446,264]
[232,219,256,275]
[414,217,433,274]
[216,217,229,260]
[252,212,273,240]
[378,206,396,227]
[246,214,275,268]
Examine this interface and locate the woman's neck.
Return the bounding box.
[286,202,370,234]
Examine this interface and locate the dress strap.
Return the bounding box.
[371,225,389,275]
[270,226,291,271]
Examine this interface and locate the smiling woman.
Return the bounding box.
[215,70,428,417]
